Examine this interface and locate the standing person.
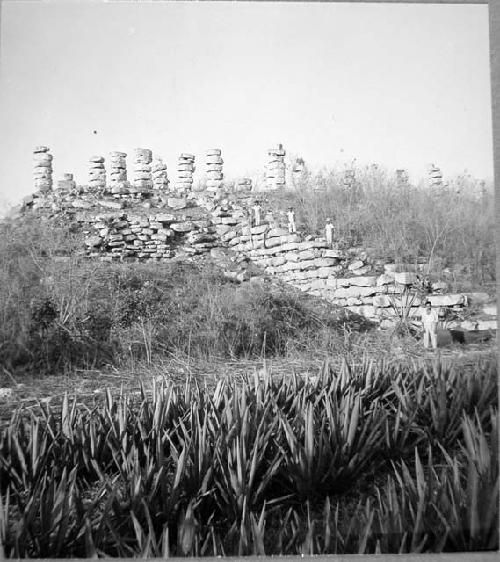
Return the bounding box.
[421,300,439,350]
[325,218,334,246]
[252,200,262,227]
[287,207,296,233]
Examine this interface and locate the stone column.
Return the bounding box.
[88,156,106,191]
[33,146,53,193]
[132,148,153,196]
[428,164,443,187]
[152,157,169,191]
[205,149,224,192]
[109,151,128,193]
[265,145,286,190]
[174,153,195,194]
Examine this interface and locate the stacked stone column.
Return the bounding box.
[152,158,169,191]
[88,156,106,191]
[428,164,443,187]
[205,149,224,192]
[132,148,153,196]
[33,146,53,193]
[109,152,128,194]
[265,145,286,190]
[174,153,195,194]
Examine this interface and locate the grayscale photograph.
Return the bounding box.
[0,0,497,557]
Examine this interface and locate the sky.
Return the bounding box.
[0,1,493,212]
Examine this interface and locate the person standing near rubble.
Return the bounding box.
[421,300,439,350]
[252,200,262,227]
[325,218,334,246]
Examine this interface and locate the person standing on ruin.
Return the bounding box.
[325,218,335,246]
[252,200,262,227]
[421,300,439,350]
[287,207,296,233]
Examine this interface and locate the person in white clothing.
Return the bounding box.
[252,201,262,227]
[287,207,296,233]
[421,300,439,350]
[325,218,334,246]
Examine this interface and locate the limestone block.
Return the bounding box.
[384,264,397,273]
[427,294,466,307]
[348,260,364,271]
[346,297,362,306]
[313,257,338,268]
[343,276,377,287]
[220,217,239,225]
[334,286,377,299]
[85,236,102,247]
[279,242,301,253]
[280,234,301,245]
[156,213,176,223]
[298,250,318,261]
[376,273,394,286]
[316,266,340,279]
[267,227,289,238]
[167,198,187,210]
[264,237,283,249]
[322,249,343,259]
[170,222,194,233]
[271,256,286,267]
[352,265,372,276]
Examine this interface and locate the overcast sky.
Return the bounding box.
[0,1,493,211]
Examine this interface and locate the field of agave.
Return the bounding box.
[0,357,497,557]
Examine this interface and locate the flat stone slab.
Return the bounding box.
[167,197,187,209]
[170,221,194,233]
[427,294,466,307]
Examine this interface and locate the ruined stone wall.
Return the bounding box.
[21,145,495,332]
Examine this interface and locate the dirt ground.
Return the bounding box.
[0,326,496,427]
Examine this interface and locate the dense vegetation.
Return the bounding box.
[273,165,494,288]
[0,358,497,556]
[0,217,353,374]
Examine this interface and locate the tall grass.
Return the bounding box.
[0,357,497,556]
[270,163,494,288]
